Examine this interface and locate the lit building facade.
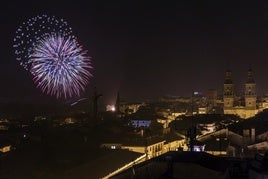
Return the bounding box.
[223,69,259,118]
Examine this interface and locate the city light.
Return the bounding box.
[106,104,116,112]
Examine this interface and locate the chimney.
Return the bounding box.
[251,128,255,143]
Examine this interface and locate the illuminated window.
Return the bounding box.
[111,146,116,149]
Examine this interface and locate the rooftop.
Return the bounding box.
[112,151,231,178]
[40,150,143,179]
[228,109,268,136]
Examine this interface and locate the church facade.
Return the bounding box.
[223,69,259,119]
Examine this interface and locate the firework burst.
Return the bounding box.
[30,34,92,99]
[13,14,74,70]
[14,14,93,99]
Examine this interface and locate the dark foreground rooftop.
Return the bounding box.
[39,149,143,179]
[112,151,251,179]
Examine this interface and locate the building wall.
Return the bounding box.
[163,139,184,153]
[122,140,186,159]
[223,97,234,109]
[245,96,256,109]
[100,143,122,149]
[224,108,258,119]
[206,150,227,156]
[0,145,11,153]
[171,112,187,118]
[121,146,145,154]
[122,141,165,159]
[198,107,207,114]
[146,141,165,158]
[119,103,143,114]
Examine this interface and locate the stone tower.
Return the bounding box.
[223,69,234,109]
[245,69,256,109]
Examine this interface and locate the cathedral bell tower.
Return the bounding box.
[245,69,256,109]
[223,69,234,109]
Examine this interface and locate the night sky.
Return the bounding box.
[1,1,268,105]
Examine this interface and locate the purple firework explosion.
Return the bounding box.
[14,14,74,71]
[30,34,92,99]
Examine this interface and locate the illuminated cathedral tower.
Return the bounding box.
[223,68,259,119]
[245,68,256,109]
[223,69,234,109]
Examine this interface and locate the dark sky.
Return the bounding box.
[1,0,268,105]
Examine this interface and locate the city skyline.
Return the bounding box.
[1,1,268,105]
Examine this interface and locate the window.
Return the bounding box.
[111,146,116,149]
